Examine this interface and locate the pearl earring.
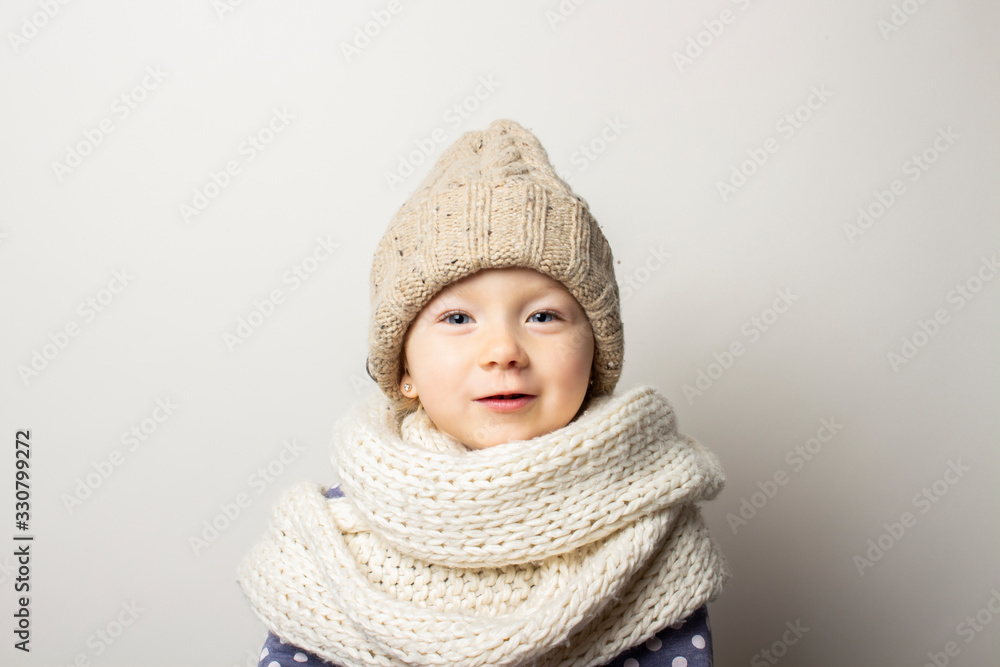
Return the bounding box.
[403,384,411,392]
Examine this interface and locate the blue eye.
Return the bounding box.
[444,312,471,325]
[530,311,558,323]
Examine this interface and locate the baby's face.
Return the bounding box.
[400,267,594,449]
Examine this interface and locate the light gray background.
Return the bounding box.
[1,1,998,665]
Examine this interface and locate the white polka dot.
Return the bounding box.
[672,658,688,667]
[692,634,706,649]
[260,647,269,659]
[293,653,308,663]
[267,662,281,667]
[645,636,662,651]
[624,659,640,667]
[669,619,685,629]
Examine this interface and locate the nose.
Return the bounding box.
[478,322,528,371]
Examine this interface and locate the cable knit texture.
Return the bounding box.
[237,384,728,667]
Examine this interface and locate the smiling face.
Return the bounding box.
[399,267,595,449]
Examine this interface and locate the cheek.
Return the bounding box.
[545,335,594,383]
[410,338,462,380]
[570,331,596,375]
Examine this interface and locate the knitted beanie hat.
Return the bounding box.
[367,119,623,406]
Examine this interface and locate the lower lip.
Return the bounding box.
[475,396,535,412]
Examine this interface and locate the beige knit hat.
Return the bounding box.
[367,119,623,406]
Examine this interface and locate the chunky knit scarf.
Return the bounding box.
[237,385,728,667]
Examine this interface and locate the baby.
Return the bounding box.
[238,119,728,667]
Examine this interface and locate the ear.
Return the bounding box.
[399,368,415,397]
